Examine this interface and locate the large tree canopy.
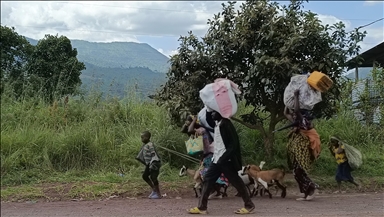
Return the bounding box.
[155,0,366,157]
[27,34,86,102]
[0,26,34,95]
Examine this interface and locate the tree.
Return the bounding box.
[27,34,86,102]
[0,25,34,96]
[155,0,366,158]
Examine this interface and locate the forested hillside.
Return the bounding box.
[26,37,170,98]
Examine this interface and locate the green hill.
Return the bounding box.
[81,62,167,98]
[25,37,170,73]
[25,37,170,98]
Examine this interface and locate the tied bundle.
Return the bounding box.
[199,78,241,119]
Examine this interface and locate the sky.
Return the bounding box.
[1,1,383,58]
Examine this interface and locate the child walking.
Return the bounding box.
[329,136,361,193]
[136,131,162,199]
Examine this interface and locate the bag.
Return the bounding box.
[185,134,204,156]
[284,74,322,110]
[199,78,241,119]
[344,143,363,170]
[135,146,146,165]
[197,106,215,139]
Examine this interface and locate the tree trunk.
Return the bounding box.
[263,132,275,160]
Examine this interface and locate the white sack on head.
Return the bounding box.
[199,78,241,119]
[283,74,322,110]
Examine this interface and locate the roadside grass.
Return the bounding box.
[1,87,383,202]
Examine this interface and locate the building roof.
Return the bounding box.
[348,42,384,69]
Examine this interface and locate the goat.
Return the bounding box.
[179,166,201,198]
[179,165,228,198]
[236,161,266,198]
[242,164,287,199]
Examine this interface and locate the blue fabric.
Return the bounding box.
[335,161,354,182]
[200,154,229,186]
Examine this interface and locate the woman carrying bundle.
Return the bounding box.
[181,112,229,199]
[284,90,320,201]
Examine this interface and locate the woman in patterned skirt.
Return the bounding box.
[284,90,320,201]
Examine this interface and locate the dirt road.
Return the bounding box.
[1,192,383,217]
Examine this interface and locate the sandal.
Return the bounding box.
[234,207,255,214]
[187,207,207,215]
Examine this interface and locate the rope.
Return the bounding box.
[157,145,201,164]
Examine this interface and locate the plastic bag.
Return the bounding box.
[185,134,204,156]
[199,78,241,118]
[283,74,322,110]
[197,106,215,139]
[344,143,363,170]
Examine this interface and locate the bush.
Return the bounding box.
[1,86,383,186]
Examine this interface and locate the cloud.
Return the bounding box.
[157,48,178,57]
[364,1,383,6]
[316,14,352,29]
[1,1,382,55]
[0,1,226,42]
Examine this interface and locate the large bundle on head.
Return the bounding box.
[283,74,322,110]
[344,143,363,170]
[199,78,241,119]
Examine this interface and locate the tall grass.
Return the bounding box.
[1,86,383,187]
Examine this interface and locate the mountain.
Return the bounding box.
[25,37,170,73]
[81,62,167,98]
[25,37,170,98]
[345,67,373,80]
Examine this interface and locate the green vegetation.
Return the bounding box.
[1,27,85,102]
[154,0,367,158]
[1,0,383,202]
[1,82,383,201]
[81,62,167,98]
[26,37,170,73]
[25,36,169,98]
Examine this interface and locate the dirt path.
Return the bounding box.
[1,192,383,217]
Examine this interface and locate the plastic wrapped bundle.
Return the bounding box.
[284,74,322,110]
[307,71,333,92]
[199,78,241,119]
[344,143,363,170]
[197,106,215,139]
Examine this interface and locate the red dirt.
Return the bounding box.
[1,191,383,217]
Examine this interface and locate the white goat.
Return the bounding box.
[236,161,266,197]
[179,166,201,198]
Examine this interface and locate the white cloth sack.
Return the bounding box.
[197,106,215,139]
[199,78,241,119]
[283,74,322,110]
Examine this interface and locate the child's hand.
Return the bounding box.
[192,116,197,122]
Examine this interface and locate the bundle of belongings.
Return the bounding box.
[275,71,333,133]
[185,78,241,156]
[283,71,333,110]
[199,78,242,118]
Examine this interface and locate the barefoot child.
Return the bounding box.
[136,131,162,199]
[329,136,360,193]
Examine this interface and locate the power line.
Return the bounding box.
[356,18,384,30]
[8,25,181,38]
[8,21,382,44]
[33,1,384,22]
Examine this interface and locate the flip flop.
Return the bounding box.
[234,207,255,214]
[187,207,207,214]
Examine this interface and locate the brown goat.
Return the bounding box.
[242,164,287,199]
